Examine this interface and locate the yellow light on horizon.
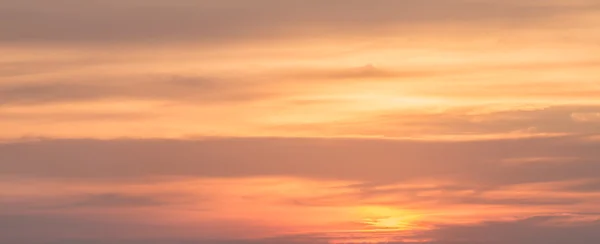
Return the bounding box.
[356,206,422,231]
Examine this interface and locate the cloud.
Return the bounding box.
[4,213,599,244]
[1,143,599,243]
[572,112,600,122]
[408,106,600,136]
[0,214,150,243]
[285,180,588,210]
[423,215,600,244]
[278,61,600,83]
[1,136,599,188]
[0,213,242,244]
[563,180,600,193]
[66,193,167,208]
[0,58,108,78]
[1,1,598,243]
[0,76,269,105]
[0,111,155,122]
[0,191,182,214]
[0,211,295,244]
[279,64,414,81]
[1,0,595,45]
[266,105,600,139]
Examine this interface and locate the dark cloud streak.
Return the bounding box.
[3,213,600,244]
[0,77,269,105]
[1,0,594,45]
[1,136,599,188]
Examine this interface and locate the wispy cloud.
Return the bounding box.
[0,76,269,105]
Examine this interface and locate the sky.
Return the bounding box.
[1,0,600,243]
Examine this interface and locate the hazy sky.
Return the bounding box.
[1,0,600,243]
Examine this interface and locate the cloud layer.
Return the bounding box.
[2,0,600,243]
[2,136,600,243]
[3,0,597,44]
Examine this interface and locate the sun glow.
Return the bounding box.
[365,217,411,230]
[357,206,422,231]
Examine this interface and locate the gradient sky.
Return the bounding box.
[1,1,600,243]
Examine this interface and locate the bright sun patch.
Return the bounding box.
[357,206,421,231]
[364,216,410,229]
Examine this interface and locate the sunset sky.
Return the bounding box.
[1,0,600,243]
